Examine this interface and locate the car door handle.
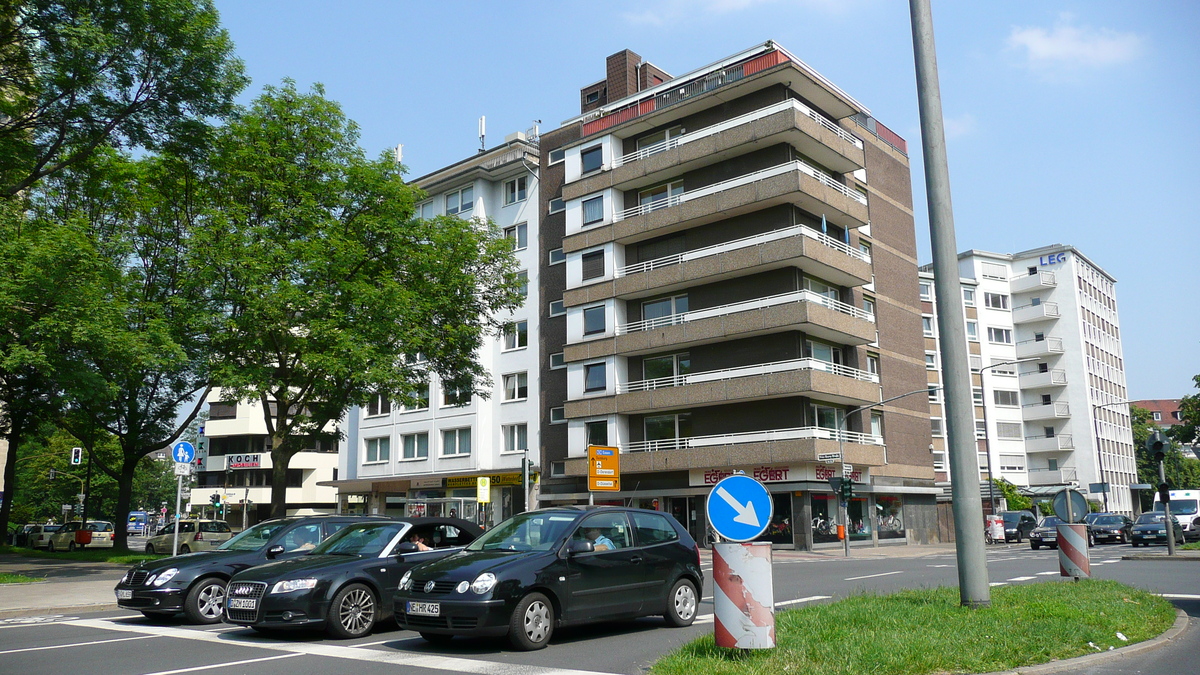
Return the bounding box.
[630,556,643,565]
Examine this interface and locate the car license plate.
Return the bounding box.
[116,589,132,600]
[229,598,258,610]
[407,601,440,616]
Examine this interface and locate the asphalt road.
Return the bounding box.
[0,542,1196,675]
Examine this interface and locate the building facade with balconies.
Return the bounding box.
[329,134,542,528]
[922,245,1137,513]
[537,43,937,550]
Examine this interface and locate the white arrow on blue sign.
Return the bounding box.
[705,474,773,542]
[171,441,196,464]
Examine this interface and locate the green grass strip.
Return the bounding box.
[0,573,45,584]
[653,581,1174,675]
[0,545,164,565]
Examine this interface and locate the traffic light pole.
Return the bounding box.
[1159,458,1176,556]
[172,475,182,557]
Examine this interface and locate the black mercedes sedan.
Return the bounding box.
[393,507,703,651]
[223,518,482,638]
[114,515,389,623]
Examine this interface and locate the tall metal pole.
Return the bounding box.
[171,474,182,557]
[909,0,990,607]
[837,429,849,557]
[1158,459,1176,556]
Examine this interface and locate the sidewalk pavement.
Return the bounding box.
[0,554,127,618]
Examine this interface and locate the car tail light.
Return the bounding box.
[194,532,203,541]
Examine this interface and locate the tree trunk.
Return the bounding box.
[270,442,291,519]
[0,419,24,542]
[111,459,138,551]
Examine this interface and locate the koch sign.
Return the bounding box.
[227,454,261,469]
[1038,252,1068,266]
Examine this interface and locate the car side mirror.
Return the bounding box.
[266,544,285,559]
[395,542,418,555]
[567,540,594,555]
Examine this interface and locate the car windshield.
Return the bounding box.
[1094,516,1124,525]
[218,519,299,551]
[1002,513,1022,524]
[45,525,60,532]
[466,512,579,552]
[1039,517,1062,527]
[87,522,113,532]
[1137,514,1167,524]
[1154,499,1199,516]
[311,522,404,557]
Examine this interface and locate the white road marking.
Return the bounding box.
[0,616,80,630]
[1007,576,1036,582]
[352,638,399,648]
[1160,594,1200,600]
[989,582,1008,587]
[1103,559,1121,563]
[926,564,952,568]
[64,618,623,675]
[139,653,301,675]
[201,625,244,632]
[0,634,161,654]
[775,595,831,607]
[844,571,902,581]
[1036,571,1059,576]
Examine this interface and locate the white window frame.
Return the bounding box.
[365,437,390,464]
[922,316,935,337]
[550,407,566,424]
[548,198,565,215]
[993,389,1020,407]
[503,372,529,401]
[503,321,528,351]
[966,320,979,342]
[550,352,566,369]
[504,176,528,205]
[441,427,472,456]
[548,300,565,317]
[502,424,528,454]
[504,222,528,251]
[445,185,474,215]
[549,248,565,265]
[548,149,565,165]
[366,394,391,417]
[962,288,975,307]
[401,432,429,460]
[984,292,1010,310]
[987,327,1013,344]
[919,281,933,300]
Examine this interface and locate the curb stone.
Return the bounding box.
[0,602,119,620]
[977,608,1189,675]
[1121,554,1200,562]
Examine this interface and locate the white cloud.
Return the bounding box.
[943,113,976,140]
[1008,16,1143,71]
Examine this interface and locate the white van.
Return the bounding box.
[1152,490,1200,542]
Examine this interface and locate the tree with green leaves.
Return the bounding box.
[1170,374,1200,447]
[1131,404,1200,510]
[0,0,246,198]
[200,81,522,518]
[991,478,1031,512]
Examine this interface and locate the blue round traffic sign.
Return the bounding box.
[706,474,773,542]
[171,441,196,464]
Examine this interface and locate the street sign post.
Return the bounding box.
[587,445,621,494]
[476,477,491,503]
[171,441,196,464]
[169,441,195,557]
[1052,488,1089,524]
[706,474,773,543]
[817,452,840,463]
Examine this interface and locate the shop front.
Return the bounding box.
[327,471,538,529]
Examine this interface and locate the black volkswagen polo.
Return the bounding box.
[393,507,703,651]
[114,515,388,623]
[223,517,482,638]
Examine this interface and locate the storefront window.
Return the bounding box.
[847,497,870,540]
[877,495,905,540]
[811,494,839,544]
[763,493,792,544]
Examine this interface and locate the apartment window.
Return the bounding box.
[922,316,935,337]
[549,352,565,369]
[549,248,565,265]
[402,433,429,460]
[928,385,939,402]
[549,407,566,424]
[984,292,1010,310]
[584,90,600,104]
[989,358,1016,376]
[366,394,391,417]
[858,240,871,258]
[981,262,1007,280]
[636,126,683,153]
[962,288,976,306]
[645,413,692,447]
[442,384,470,407]
[966,321,979,341]
[643,353,690,382]
[365,437,390,463]
[445,186,474,215]
[987,327,1013,344]
[548,198,565,214]
[581,146,603,174]
[870,412,883,438]
[442,428,472,456]
[585,420,608,446]
[643,295,688,326]
[996,422,1022,440]
[550,461,565,476]
[999,455,1025,472]
[973,387,984,405]
[931,418,944,437]
[1037,362,1049,373]
[583,362,606,392]
[583,305,605,335]
[1043,426,1056,438]
[503,372,528,401]
[515,270,528,298]
[503,321,528,350]
[862,296,876,317]
[504,176,527,205]
[503,424,528,454]
[638,181,683,211]
[919,281,933,300]
[969,355,982,372]
[1041,393,1052,405]
[805,340,843,365]
[401,385,429,412]
[866,353,880,376]
[975,420,987,438]
[925,352,937,369]
[581,250,605,281]
[993,390,1020,407]
[504,222,528,250]
[1173,411,1181,420]
[417,201,434,220]
[1027,266,1037,276]
[548,148,565,165]
[582,195,604,225]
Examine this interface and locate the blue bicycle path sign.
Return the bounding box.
[171,441,196,464]
[706,474,773,542]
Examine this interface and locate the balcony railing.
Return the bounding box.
[616,223,869,278]
[1016,336,1064,357]
[1025,434,1074,451]
[625,425,883,453]
[616,288,874,335]
[611,99,861,170]
[1022,401,1070,416]
[613,159,867,223]
[1019,369,1068,387]
[1028,467,1077,485]
[1013,302,1060,323]
[617,356,877,394]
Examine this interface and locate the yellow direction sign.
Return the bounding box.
[588,445,620,492]
[476,476,491,503]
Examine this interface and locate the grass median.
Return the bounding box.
[0,545,164,565]
[0,573,45,584]
[653,580,1174,675]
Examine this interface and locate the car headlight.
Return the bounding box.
[471,573,496,595]
[455,581,470,594]
[152,568,178,587]
[271,578,318,594]
[399,570,413,591]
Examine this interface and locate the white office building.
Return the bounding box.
[922,245,1136,513]
[330,133,542,526]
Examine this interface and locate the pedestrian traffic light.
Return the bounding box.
[70,447,83,465]
[1147,431,1168,462]
[841,477,854,501]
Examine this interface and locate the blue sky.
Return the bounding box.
[213,0,1199,400]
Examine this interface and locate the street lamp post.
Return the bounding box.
[976,358,1039,516]
[1091,397,1139,513]
[837,386,941,557]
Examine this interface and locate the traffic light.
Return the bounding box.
[1147,432,1168,462]
[70,447,83,465]
[209,493,220,506]
[1158,482,1171,505]
[841,477,854,501]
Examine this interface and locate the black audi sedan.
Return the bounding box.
[223,518,482,638]
[393,506,703,651]
[114,515,389,623]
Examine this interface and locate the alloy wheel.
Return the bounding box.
[197,583,225,620]
[674,582,697,621]
[523,599,551,644]
[339,588,375,634]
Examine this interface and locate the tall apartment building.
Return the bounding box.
[536,43,937,549]
[329,134,542,527]
[922,245,1137,513]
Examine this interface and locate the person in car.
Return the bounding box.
[408,532,432,551]
[291,528,318,551]
[585,527,615,551]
